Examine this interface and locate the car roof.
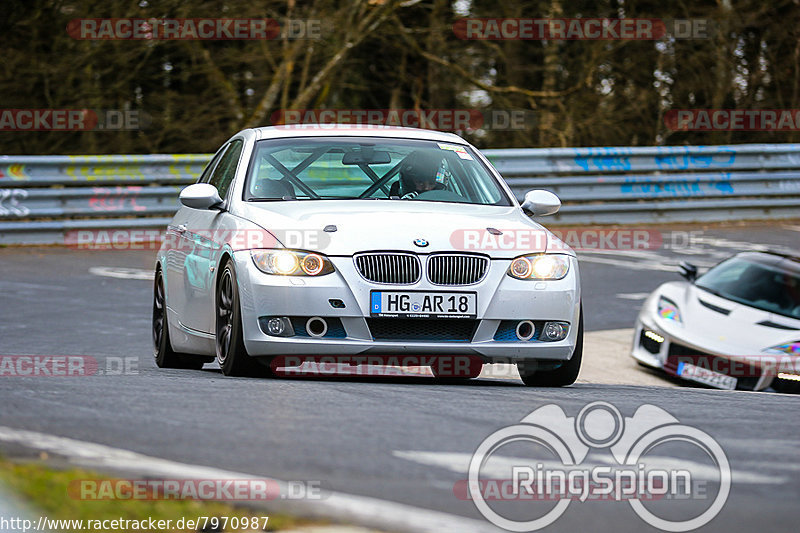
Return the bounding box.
[251,124,468,144]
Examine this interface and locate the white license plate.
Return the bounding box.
[677,362,737,390]
[370,291,477,319]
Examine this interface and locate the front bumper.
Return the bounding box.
[233,251,581,364]
[631,317,776,391]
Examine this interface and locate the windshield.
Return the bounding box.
[244,137,512,205]
[696,255,800,320]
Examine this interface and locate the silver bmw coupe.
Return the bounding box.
[153,125,582,385]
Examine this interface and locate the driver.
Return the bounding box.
[397,150,448,199]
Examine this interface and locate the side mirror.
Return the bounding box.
[678,261,698,282]
[521,189,561,216]
[180,183,223,210]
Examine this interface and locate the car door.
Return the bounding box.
[181,139,244,334]
[165,144,228,325]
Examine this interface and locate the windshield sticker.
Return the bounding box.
[438,143,473,160]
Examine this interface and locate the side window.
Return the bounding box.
[198,145,228,184]
[207,139,244,201]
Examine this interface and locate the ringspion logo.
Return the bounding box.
[466,402,730,531]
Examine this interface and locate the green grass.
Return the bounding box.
[0,456,323,532]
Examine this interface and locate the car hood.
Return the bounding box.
[233,200,563,256]
[648,281,800,355]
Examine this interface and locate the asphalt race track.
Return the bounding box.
[1,222,799,532]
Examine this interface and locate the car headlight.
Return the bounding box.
[251,250,334,276]
[657,296,682,323]
[764,342,800,356]
[764,342,800,380]
[508,254,570,280]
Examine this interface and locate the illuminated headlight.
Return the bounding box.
[508,254,570,280]
[657,296,682,323]
[251,250,334,276]
[644,330,665,343]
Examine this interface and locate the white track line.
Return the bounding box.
[88,267,153,280]
[393,450,785,485]
[0,426,500,533]
[615,292,650,300]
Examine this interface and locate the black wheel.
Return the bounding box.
[215,260,272,377]
[517,308,583,387]
[153,269,206,370]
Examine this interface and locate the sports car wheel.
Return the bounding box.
[216,260,272,377]
[517,307,583,387]
[153,269,206,369]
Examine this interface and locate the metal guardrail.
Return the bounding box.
[486,144,800,224]
[1,144,799,244]
[0,154,205,244]
[485,144,800,224]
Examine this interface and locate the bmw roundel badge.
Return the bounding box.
[414,238,429,247]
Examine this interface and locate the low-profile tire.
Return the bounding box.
[215,259,272,377]
[518,308,583,387]
[153,269,206,370]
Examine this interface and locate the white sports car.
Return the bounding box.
[153,125,582,386]
[631,251,800,391]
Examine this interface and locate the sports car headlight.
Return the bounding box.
[251,250,334,276]
[764,342,800,379]
[764,342,800,356]
[508,254,570,280]
[657,296,682,323]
